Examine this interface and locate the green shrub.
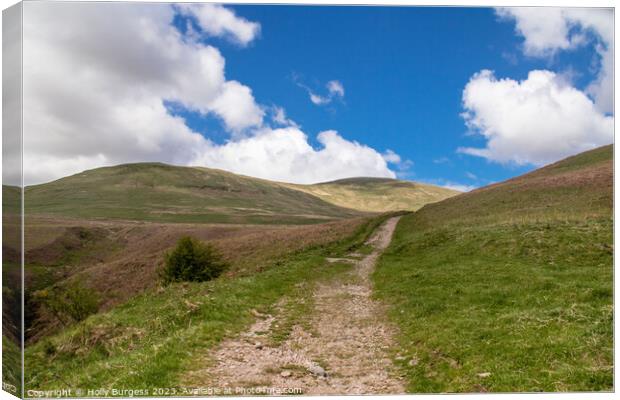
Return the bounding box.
[160,236,228,284]
[43,340,56,356]
[34,282,99,325]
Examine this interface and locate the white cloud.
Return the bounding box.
[296,77,345,106]
[382,149,413,172]
[194,128,395,184]
[310,93,331,105]
[327,80,345,97]
[433,157,450,164]
[382,149,401,164]
[20,2,395,186]
[421,179,474,192]
[209,81,264,134]
[270,106,298,128]
[441,183,476,192]
[176,3,260,46]
[465,172,477,180]
[496,7,613,113]
[459,69,613,166]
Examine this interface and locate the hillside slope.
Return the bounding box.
[23,163,364,224]
[22,163,458,223]
[411,144,612,226]
[286,177,458,212]
[24,214,394,391]
[374,145,613,392]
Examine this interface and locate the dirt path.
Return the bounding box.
[183,217,405,395]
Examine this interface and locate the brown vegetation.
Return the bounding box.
[23,216,367,341]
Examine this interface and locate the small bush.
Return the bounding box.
[43,340,56,356]
[160,236,228,284]
[34,282,99,325]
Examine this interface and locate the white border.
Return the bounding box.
[0,1,615,400]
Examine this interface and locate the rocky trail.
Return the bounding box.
[183,216,405,395]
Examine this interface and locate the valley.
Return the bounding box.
[3,145,613,394]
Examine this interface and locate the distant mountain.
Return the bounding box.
[285,177,459,212]
[21,163,457,224]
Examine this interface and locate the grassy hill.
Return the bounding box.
[21,163,456,224]
[374,145,613,392]
[285,177,459,212]
[407,144,612,226]
[23,163,364,224]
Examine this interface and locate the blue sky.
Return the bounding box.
[21,4,613,188]
[171,5,612,190]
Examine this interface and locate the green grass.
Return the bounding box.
[375,218,612,392]
[24,213,395,393]
[265,279,317,346]
[21,163,364,224]
[3,260,23,397]
[19,163,457,225]
[2,335,22,396]
[373,145,613,392]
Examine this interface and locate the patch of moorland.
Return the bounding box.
[23,215,373,342]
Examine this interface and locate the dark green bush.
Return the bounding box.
[160,236,227,284]
[34,282,99,325]
[43,340,56,356]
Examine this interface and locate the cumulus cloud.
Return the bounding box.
[496,7,613,113]
[194,128,395,184]
[459,70,613,166]
[176,3,260,46]
[209,81,264,134]
[20,2,395,185]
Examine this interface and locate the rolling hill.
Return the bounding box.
[22,163,457,224]
[406,144,613,226]
[23,163,362,224]
[374,144,613,392]
[285,177,458,212]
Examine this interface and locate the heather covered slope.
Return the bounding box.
[286,177,459,212]
[374,145,613,392]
